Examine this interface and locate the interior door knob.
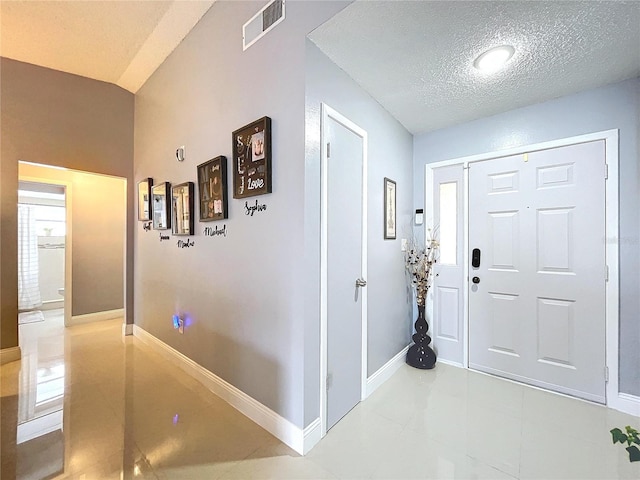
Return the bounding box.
[472,276,480,284]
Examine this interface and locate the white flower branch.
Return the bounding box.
[404,229,439,307]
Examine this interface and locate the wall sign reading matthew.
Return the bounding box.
[232,116,272,199]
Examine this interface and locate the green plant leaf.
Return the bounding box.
[611,428,627,444]
[626,445,640,462]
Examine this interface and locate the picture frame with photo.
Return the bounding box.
[152,182,171,230]
[137,178,153,221]
[384,177,396,240]
[197,156,228,221]
[232,116,272,199]
[171,182,195,236]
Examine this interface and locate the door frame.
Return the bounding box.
[424,129,630,414]
[18,172,73,329]
[320,103,368,437]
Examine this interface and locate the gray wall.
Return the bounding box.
[0,58,134,349]
[413,78,640,396]
[19,163,126,316]
[134,1,349,428]
[304,41,414,426]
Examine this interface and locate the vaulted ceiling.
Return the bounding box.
[0,0,215,93]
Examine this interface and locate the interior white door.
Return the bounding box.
[468,141,606,403]
[326,113,364,430]
[431,165,465,364]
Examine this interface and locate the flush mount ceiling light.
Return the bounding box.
[473,45,515,73]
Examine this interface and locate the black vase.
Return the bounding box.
[406,305,437,369]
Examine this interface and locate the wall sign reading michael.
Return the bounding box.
[197,156,228,221]
[152,182,171,230]
[232,116,272,199]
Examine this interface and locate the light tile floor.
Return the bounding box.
[1,310,638,479]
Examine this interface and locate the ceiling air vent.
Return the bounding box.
[243,0,286,51]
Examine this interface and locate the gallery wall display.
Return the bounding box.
[171,182,195,236]
[384,177,396,240]
[197,156,228,221]
[232,116,272,199]
[152,182,171,230]
[137,178,153,221]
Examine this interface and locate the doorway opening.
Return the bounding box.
[17,177,71,331]
[18,181,67,322]
[17,161,127,331]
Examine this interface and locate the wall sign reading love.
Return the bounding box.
[232,116,272,199]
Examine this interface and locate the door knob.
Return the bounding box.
[472,276,480,284]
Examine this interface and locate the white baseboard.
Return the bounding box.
[612,393,640,417]
[365,345,410,397]
[122,323,133,336]
[41,300,64,311]
[0,346,22,365]
[303,418,321,454]
[133,325,308,455]
[68,308,124,326]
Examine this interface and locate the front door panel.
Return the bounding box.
[468,141,606,403]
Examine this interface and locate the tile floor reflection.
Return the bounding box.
[1,310,638,479]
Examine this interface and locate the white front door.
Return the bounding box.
[468,141,606,403]
[322,105,367,432]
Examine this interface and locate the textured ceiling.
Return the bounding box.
[0,0,215,93]
[309,1,640,134]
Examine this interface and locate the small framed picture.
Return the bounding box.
[171,182,195,236]
[197,156,228,221]
[152,182,171,230]
[232,116,272,198]
[384,177,396,240]
[137,178,153,221]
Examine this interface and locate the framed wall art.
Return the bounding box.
[232,116,272,198]
[152,182,171,230]
[137,178,153,221]
[384,177,396,240]
[171,182,195,236]
[197,156,228,221]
